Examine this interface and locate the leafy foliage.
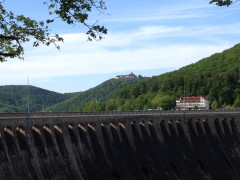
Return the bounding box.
[106,44,240,110]
[45,0,107,41]
[0,0,107,61]
[209,0,235,6]
[44,77,147,112]
[1,41,239,112]
[83,101,106,112]
[0,85,71,112]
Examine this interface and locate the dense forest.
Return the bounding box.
[1,44,240,112]
[0,85,72,112]
[103,43,240,111]
[43,77,147,112]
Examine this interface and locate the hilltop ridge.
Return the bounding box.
[44,76,147,112]
[0,85,71,112]
[0,44,240,112]
[105,44,240,111]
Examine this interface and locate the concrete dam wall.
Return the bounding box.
[0,111,239,179]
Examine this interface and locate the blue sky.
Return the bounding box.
[1,0,240,93]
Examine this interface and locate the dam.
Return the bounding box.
[0,110,239,179]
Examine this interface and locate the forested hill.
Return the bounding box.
[2,43,240,112]
[0,85,71,112]
[44,77,147,112]
[105,43,240,111]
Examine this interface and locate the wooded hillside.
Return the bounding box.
[105,44,240,111]
[44,77,146,112]
[0,85,71,112]
[1,43,239,112]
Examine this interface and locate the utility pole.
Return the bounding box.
[27,77,30,134]
[184,86,186,123]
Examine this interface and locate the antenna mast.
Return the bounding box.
[27,77,30,134]
[184,85,186,123]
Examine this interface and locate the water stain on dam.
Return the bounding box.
[0,111,239,179]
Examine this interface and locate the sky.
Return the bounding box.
[1,0,240,93]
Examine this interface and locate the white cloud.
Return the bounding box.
[104,3,212,23]
[1,0,239,93]
[0,44,230,85]
[103,1,240,24]
[0,22,238,86]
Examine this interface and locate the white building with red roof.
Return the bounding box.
[176,96,209,110]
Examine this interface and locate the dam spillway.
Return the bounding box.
[0,110,239,179]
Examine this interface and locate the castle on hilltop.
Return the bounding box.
[115,72,137,80]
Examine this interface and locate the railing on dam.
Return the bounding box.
[0,110,239,179]
[0,108,239,117]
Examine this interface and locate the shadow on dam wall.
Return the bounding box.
[0,111,239,179]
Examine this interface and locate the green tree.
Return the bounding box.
[132,96,146,110]
[83,101,105,112]
[95,101,106,111]
[193,105,198,110]
[211,100,219,109]
[210,0,235,6]
[105,43,240,111]
[138,75,143,79]
[83,101,95,112]
[0,0,107,62]
[115,98,125,108]
[105,98,115,111]
[124,99,133,111]
[131,86,140,98]
[159,95,175,110]
[233,97,240,108]
[151,95,175,110]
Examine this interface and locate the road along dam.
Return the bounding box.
[0,110,239,179]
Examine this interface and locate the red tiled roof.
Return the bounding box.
[176,96,208,103]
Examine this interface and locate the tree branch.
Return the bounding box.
[0,52,17,57]
[0,34,19,40]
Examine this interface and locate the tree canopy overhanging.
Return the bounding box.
[0,0,107,62]
[0,0,236,62]
[209,0,235,6]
